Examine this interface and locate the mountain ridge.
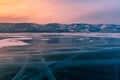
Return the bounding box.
[0,23,120,33]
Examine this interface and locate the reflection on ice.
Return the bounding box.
[0,37,32,48]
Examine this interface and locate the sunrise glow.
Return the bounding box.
[0,0,120,24]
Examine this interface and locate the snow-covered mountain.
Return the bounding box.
[0,23,120,33]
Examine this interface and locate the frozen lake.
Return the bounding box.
[0,33,120,80]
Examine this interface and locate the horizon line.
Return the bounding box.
[0,22,120,25]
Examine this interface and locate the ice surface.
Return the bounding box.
[0,33,120,80]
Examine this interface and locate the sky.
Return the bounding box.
[0,0,120,24]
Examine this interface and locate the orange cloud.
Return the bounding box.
[0,0,30,17]
[0,0,18,5]
[0,0,55,23]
